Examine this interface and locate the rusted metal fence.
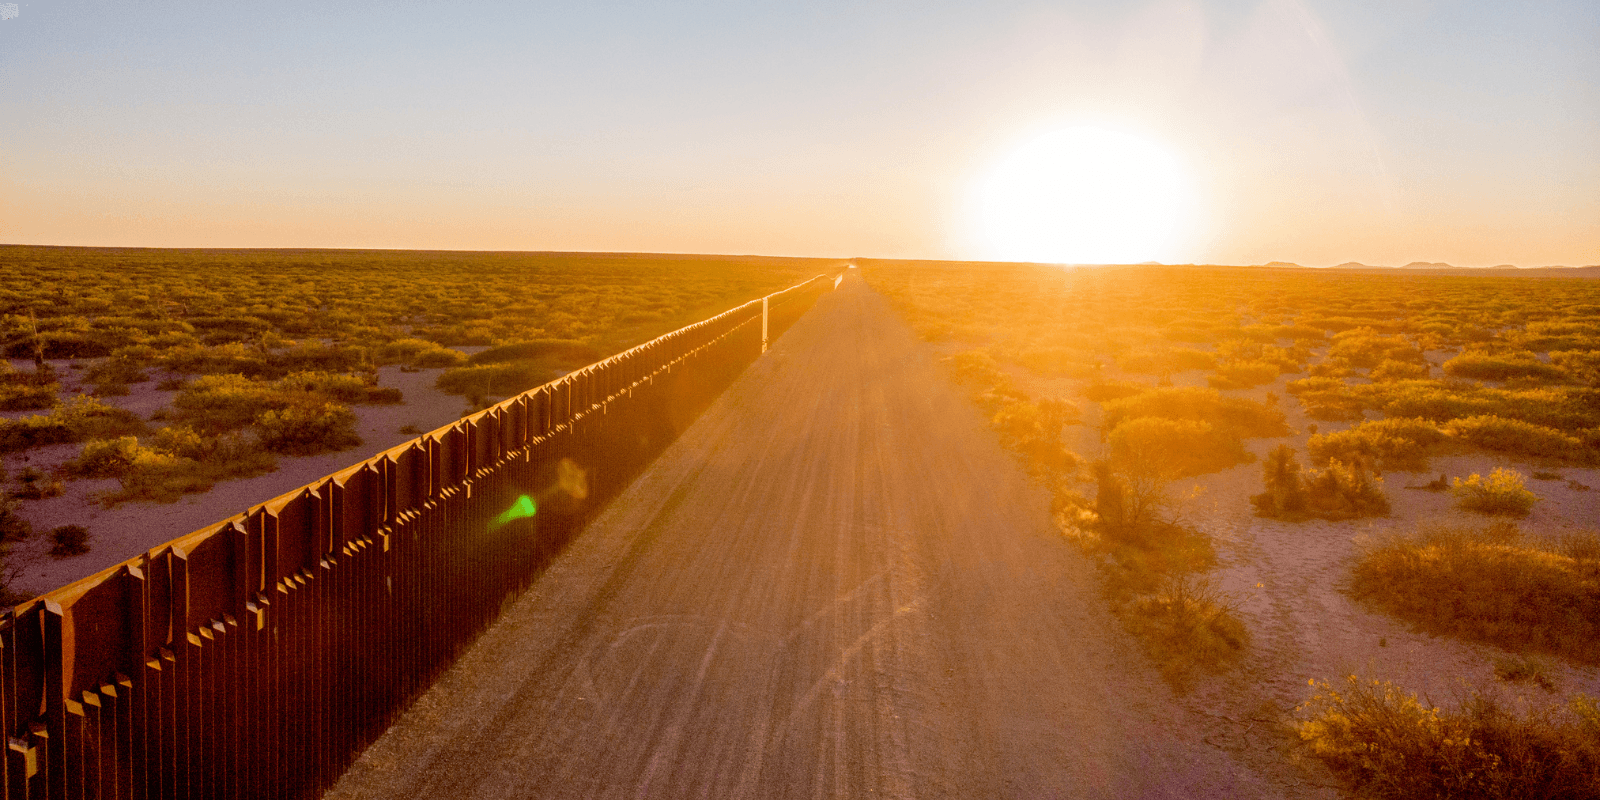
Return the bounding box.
[0,274,835,800]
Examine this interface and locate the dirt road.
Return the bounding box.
[326,273,1279,799]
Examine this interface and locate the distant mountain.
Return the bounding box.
[1260,261,1303,269]
[1401,261,1456,270]
[1333,262,1379,269]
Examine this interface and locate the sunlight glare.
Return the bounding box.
[973,126,1193,264]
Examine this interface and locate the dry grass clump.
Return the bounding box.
[1452,468,1539,516]
[1348,524,1599,663]
[1307,417,1448,472]
[1296,676,1600,800]
[1252,444,1390,520]
[1123,575,1248,680]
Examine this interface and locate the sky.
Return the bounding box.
[1,0,1596,266]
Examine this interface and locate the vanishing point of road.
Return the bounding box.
[326,273,1281,799]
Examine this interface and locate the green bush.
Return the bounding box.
[1297,676,1600,800]
[1452,468,1538,516]
[1308,418,1448,472]
[11,467,63,500]
[254,402,361,456]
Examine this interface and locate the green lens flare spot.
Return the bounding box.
[491,494,537,529]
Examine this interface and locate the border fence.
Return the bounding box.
[0,273,837,800]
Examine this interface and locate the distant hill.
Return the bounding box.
[1326,261,1600,278]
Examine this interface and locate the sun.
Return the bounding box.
[971,126,1193,265]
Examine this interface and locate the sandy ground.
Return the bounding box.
[328,272,1316,799]
[1007,342,1600,768]
[1,356,487,597]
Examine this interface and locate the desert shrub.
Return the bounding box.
[0,383,56,411]
[1552,350,1600,386]
[1109,417,1250,479]
[48,525,90,557]
[1369,359,1430,381]
[1101,386,1289,438]
[273,371,372,403]
[0,396,145,453]
[275,342,366,374]
[82,356,149,389]
[1452,468,1538,516]
[172,374,286,432]
[943,351,1006,387]
[1010,347,1100,378]
[10,467,63,500]
[1444,350,1568,383]
[1303,458,1390,518]
[63,436,144,479]
[374,338,467,368]
[1328,328,1422,368]
[0,493,32,542]
[1443,416,1589,462]
[1206,360,1278,389]
[1123,576,1248,681]
[1078,379,1151,403]
[254,402,361,456]
[1348,524,1598,664]
[1296,676,1600,800]
[466,339,602,366]
[436,361,555,399]
[990,397,1081,480]
[1307,418,1447,472]
[36,330,110,359]
[1251,444,1307,518]
[160,343,274,377]
[1307,358,1356,378]
[93,428,277,505]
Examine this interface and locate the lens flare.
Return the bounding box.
[491,494,537,530]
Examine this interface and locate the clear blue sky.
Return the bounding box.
[2,1,1595,265]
